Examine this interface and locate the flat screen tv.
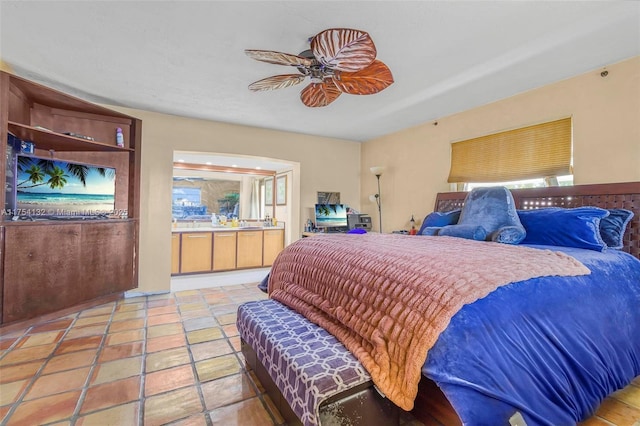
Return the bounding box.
[314,203,348,229]
[14,154,116,217]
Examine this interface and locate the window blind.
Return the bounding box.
[447,117,572,183]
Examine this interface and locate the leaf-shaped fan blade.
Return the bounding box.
[311,28,377,72]
[332,60,394,95]
[244,50,313,67]
[248,74,307,92]
[300,79,342,107]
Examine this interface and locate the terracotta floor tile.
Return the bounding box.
[55,335,102,355]
[0,343,57,366]
[108,318,145,333]
[147,323,183,339]
[0,405,10,423]
[146,333,187,353]
[119,297,146,305]
[147,305,178,316]
[78,306,114,318]
[178,302,208,312]
[147,313,181,326]
[115,302,145,312]
[195,354,241,383]
[144,364,195,396]
[147,299,175,308]
[208,397,274,426]
[0,337,19,351]
[201,373,255,410]
[186,327,223,344]
[170,413,209,426]
[80,375,140,414]
[18,330,64,348]
[5,390,81,425]
[0,360,42,383]
[179,309,212,320]
[229,336,242,352]
[0,379,29,406]
[24,366,90,400]
[64,324,108,340]
[174,290,201,298]
[190,339,233,362]
[42,349,97,374]
[143,386,202,426]
[145,347,191,372]
[215,312,237,325]
[106,329,145,346]
[98,341,144,363]
[73,314,112,328]
[222,323,239,338]
[91,356,142,385]
[28,318,74,333]
[112,310,146,321]
[183,316,218,331]
[76,401,139,426]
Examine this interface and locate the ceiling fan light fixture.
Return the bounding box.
[245,27,393,107]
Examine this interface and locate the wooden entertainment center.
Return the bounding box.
[0,71,141,325]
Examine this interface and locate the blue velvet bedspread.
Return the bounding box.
[423,245,640,425]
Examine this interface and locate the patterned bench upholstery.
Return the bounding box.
[237,299,399,426]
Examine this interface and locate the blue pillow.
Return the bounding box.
[493,226,526,245]
[418,209,461,235]
[599,209,633,249]
[518,207,609,252]
[438,224,487,241]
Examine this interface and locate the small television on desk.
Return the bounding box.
[314,203,348,232]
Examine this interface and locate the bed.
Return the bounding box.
[243,182,640,425]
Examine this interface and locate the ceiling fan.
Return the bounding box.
[245,28,394,107]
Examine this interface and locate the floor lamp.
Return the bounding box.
[370,166,385,233]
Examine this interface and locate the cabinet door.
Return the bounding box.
[237,231,264,269]
[171,233,181,274]
[180,232,213,273]
[81,221,135,295]
[263,229,284,266]
[3,224,82,323]
[213,232,237,271]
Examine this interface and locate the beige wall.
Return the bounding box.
[104,109,361,292]
[361,56,640,232]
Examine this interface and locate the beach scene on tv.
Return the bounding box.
[16,155,116,216]
[315,203,348,228]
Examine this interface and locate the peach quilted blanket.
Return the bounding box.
[268,234,590,411]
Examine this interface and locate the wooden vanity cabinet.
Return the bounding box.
[263,229,284,266]
[213,232,237,271]
[180,232,213,273]
[236,230,264,268]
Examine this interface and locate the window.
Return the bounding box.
[448,117,572,187]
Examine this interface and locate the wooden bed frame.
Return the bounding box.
[245,181,640,425]
[412,181,640,425]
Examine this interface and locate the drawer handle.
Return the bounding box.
[186,235,210,238]
[217,234,235,237]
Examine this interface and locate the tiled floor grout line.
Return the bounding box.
[1,309,88,425]
[137,296,149,426]
[69,302,119,423]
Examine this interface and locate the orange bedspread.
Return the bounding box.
[268,234,590,410]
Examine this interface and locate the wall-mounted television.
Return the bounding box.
[14,154,116,217]
[314,203,348,229]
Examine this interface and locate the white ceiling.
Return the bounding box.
[1,1,639,143]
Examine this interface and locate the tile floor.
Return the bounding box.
[0,283,638,426]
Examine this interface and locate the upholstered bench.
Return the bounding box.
[237,299,399,426]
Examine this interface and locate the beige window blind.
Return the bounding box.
[447,117,572,183]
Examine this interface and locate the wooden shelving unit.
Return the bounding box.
[0,70,142,325]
